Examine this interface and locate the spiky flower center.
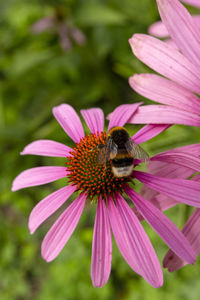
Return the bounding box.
[66,132,131,199]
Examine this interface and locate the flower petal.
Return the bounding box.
[81,108,104,134]
[53,104,84,143]
[107,103,141,131]
[42,193,86,262]
[12,166,67,191]
[148,194,178,212]
[129,34,200,94]
[149,16,200,38]
[29,184,77,234]
[132,124,170,144]
[181,0,200,8]
[91,197,112,287]
[107,194,163,288]
[134,170,200,207]
[168,143,200,156]
[151,151,200,172]
[126,187,196,265]
[164,208,200,271]
[129,74,200,115]
[128,105,200,126]
[148,20,169,37]
[157,0,200,66]
[21,139,72,157]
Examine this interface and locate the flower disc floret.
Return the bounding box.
[66,131,130,198]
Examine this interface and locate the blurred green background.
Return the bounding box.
[1,0,200,299]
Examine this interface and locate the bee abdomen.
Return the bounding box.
[112,157,134,168]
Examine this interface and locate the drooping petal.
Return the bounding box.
[129,74,200,115]
[21,140,72,157]
[126,187,196,265]
[132,124,170,144]
[42,193,86,262]
[157,0,200,66]
[91,197,112,288]
[12,166,67,191]
[165,38,179,50]
[148,161,194,179]
[181,0,200,8]
[107,194,163,288]
[129,34,200,94]
[128,105,200,126]
[148,194,178,212]
[107,103,141,132]
[133,170,200,207]
[81,108,104,134]
[140,161,195,210]
[29,185,77,234]
[151,151,200,172]
[53,104,84,143]
[168,143,200,156]
[149,16,200,38]
[148,20,169,37]
[163,208,200,272]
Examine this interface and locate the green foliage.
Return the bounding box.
[1,0,200,299]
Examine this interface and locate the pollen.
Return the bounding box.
[66,132,130,199]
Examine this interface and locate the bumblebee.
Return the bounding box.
[98,126,149,177]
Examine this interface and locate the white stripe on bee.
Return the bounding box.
[112,165,133,178]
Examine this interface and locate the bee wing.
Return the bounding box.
[125,139,149,162]
[106,138,118,160]
[97,139,118,164]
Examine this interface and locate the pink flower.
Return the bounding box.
[12,103,200,288]
[128,0,200,127]
[139,143,200,272]
[31,7,86,51]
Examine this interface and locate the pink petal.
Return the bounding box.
[157,0,200,66]
[165,38,179,50]
[134,170,200,207]
[163,174,200,271]
[41,193,86,262]
[181,0,200,8]
[53,104,84,143]
[169,143,200,156]
[148,194,178,212]
[21,139,72,157]
[126,187,196,265]
[91,197,112,287]
[107,194,163,288]
[149,16,200,38]
[129,74,200,115]
[129,34,200,94]
[151,151,200,172]
[164,209,200,271]
[128,105,200,126]
[140,161,195,212]
[80,108,104,134]
[31,17,54,33]
[12,166,67,191]
[148,161,194,179]
[132,124,170,144]
[29,184,77,234]
[107,103,141,132]
[148,20,169,37]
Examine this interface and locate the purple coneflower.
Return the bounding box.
[128,0,200,126]
[12,103,200,288]
[31,6,86,51]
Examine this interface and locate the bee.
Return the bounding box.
[98,126,149,177]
